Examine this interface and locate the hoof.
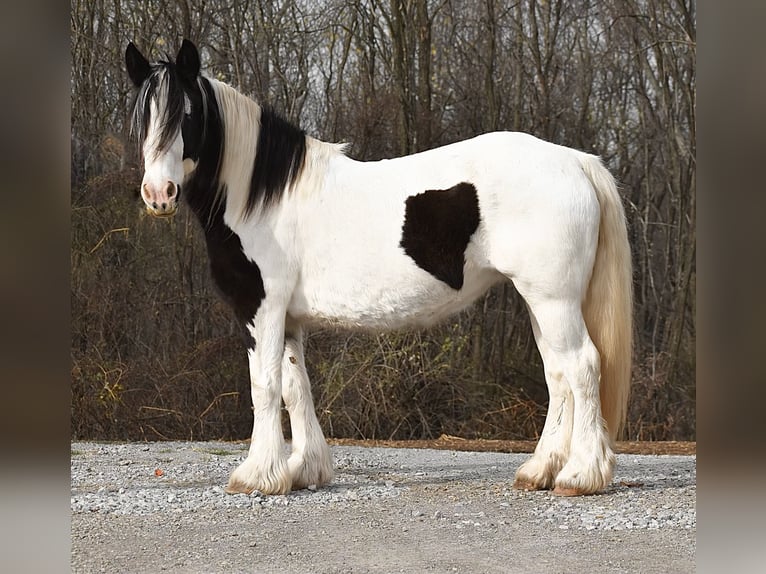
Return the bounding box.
[224,479,256,495]
[513,477,549,491]
[287,445,335,491]
[552,485,589,497]
[225,454,292,495]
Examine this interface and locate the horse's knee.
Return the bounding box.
[281,340,311,409]
[560,340,601,404]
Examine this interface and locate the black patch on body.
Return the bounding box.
[245,107,307,215]
[399,182,481,290]
[129,54,265,348]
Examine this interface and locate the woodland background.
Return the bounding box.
[71,0,695,442]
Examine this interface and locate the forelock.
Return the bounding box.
[130,64,185,157]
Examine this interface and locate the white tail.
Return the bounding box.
[580,155,633,441]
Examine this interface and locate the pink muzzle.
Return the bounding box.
[141,181,179,217]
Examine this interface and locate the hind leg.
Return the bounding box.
[513,309,574,490]
[514,297,614,495]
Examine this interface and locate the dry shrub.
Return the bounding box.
[625,352,696,441]
[72,168,254,441]
[307,327,546,441]
[71,336,251,441]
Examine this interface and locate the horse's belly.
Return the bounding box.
[288,263,501,331]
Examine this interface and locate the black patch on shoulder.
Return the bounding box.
[206,210,266,335]
[245,106,307,215]
[399,182,481,290]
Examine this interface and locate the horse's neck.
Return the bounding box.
[210,81,262,221]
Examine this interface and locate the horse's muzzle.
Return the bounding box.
[142,181,179,218]
[146,202,178,218]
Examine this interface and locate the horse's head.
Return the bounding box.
[125,39,206,218]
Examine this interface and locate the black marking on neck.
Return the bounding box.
[399,182,481,290]
[245,106,307,216]
[130,56,266,344]
[178,79,266,332]
[179,78,224,221]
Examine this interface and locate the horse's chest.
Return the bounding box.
[205,229,266,325]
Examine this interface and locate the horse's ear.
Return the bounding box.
[125,42,151,87]
[177,39,200,82]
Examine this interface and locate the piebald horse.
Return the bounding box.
[125,39,632,496]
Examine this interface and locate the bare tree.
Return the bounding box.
[71,0,696,442]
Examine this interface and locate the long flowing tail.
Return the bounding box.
[579,154,633,441]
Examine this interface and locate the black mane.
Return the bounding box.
[246,106,307,215]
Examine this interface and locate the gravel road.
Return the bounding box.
[71,441,695,573]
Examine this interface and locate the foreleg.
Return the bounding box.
[282,327,334,489]
[225,309,291,495]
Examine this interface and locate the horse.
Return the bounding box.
[125,39,632,497]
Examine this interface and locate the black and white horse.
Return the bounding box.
[125,39,632,496]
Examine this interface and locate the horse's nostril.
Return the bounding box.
[161,203,167,210]
[152,202,158,209]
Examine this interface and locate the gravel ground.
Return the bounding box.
[71,441,695,573]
